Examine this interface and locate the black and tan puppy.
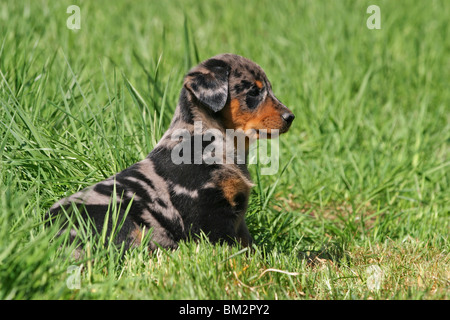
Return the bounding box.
[49,54,294,250]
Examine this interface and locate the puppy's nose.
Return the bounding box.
[282,113,295,125]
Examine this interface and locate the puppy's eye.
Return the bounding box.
[248,88,260,97]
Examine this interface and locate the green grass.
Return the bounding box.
[0,0,449,300]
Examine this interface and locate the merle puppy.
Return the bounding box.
[49,54,294,250]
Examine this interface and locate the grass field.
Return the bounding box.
[0,0,449,300]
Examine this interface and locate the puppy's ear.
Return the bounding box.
[184,59,230,112]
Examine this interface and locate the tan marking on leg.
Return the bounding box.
[219,176,250,207]
[129,224,143,247]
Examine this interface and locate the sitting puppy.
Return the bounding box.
[49,54,294,250]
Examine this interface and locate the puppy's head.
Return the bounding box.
[184,54,294,137]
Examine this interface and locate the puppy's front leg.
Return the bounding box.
[236,219,253,247]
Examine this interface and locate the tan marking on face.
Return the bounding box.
[255,80,263,89]
[244,98,285,136]
[220,97,286,139]
[220,98,252,130]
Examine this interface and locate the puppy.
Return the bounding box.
[49,54,294,250]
